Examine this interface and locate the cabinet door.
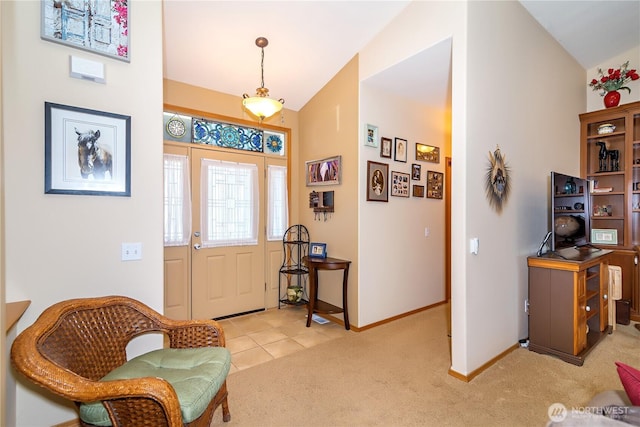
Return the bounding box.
[574,271,587,355]
[599,260,609,331]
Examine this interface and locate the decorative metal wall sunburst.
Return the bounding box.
[485,145,510,213]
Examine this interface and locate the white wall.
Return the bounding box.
[462,1,585,373]
[361,0,586,375]
[2,1,164,425]
[586,46,640,112]
[359,85,447,325]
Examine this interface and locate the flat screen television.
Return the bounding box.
[550,171,590,253]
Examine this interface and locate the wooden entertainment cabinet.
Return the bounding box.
[580,101,640,322]
[527,248,611,366]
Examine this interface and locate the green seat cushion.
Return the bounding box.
[79,347,231,426]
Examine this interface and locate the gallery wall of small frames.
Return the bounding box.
[365,124,443,202]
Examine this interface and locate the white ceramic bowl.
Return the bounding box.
[597,123,616,134]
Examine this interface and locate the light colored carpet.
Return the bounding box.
[212,304,640,426]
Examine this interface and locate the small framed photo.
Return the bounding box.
[365,124,379,147]
[591,229,618,245]
[411,164,421,180]
[305,155,341,186]
[426,171,444,199]
[309,242,327,258]
[380,137,392,158]
[416,143,440,163]
[412,185,425,198]
[41,0,130,62]
[391,171,410,197]
[45,102,131,196]
[394,138,408,162]
[366,161,389,202]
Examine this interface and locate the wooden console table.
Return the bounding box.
[527,247,612,366]
[302,256,351,330]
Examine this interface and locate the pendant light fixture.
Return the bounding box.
[242,37,284,122]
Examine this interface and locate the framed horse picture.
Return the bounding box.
[44,102,131,196]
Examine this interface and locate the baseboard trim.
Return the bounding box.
[448,343,520,382]
[334,300,447,332]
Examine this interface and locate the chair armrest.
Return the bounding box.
[83,377,184,426]
[160,318,227,349]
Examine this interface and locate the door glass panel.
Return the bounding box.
[200,159,258,247]
[163,154,191,246]
[267,165,288,241]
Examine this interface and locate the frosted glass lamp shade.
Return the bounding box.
[242,96,283,121]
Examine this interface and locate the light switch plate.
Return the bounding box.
[121,242,142,261]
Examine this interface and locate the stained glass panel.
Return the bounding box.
[193,119,263,152]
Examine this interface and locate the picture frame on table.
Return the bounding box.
[41,0,130,62]
[426,171,444,199]
[366,161,389,202]
[365,124,379,147]
[305,155,341,186]
[309,242,327,258]
[45,102,131,197]
[391,171,410,197]
[416,143,440,163]
[380,137,392,158]
[394,137,408,162]
[591,229,618,245]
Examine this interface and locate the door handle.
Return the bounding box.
[194,243,202,250]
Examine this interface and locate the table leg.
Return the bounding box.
[342,265,350,330]
[306,267,317,327]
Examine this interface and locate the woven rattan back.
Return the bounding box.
[40,301,162,380]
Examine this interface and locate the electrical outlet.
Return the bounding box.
[121,243,142,261]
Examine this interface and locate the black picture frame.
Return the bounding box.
[45,102,131,197]
[411,163,421,180]
[366,161,389,202]
[412,185,425,197]
[394,137,408,162]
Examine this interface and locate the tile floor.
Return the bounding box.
[218,305,352,374]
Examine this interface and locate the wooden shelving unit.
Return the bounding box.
[580,101,640,322]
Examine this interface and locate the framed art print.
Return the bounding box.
[305,155,341,186]
[41,0,130,62]
[366,161,388,202]
[380,137,392,158]
[426,171,443,199]
[365,124,379,147]
[394,138,408,162]
[416,143,440,163]
[391,171,410,197]
[412,185,425,198]
[45,102,131,196]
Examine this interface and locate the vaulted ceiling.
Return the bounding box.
[163,1,639,112]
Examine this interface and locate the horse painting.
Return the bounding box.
[76,128,113,180]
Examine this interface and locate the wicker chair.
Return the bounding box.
[11,295,231,426]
